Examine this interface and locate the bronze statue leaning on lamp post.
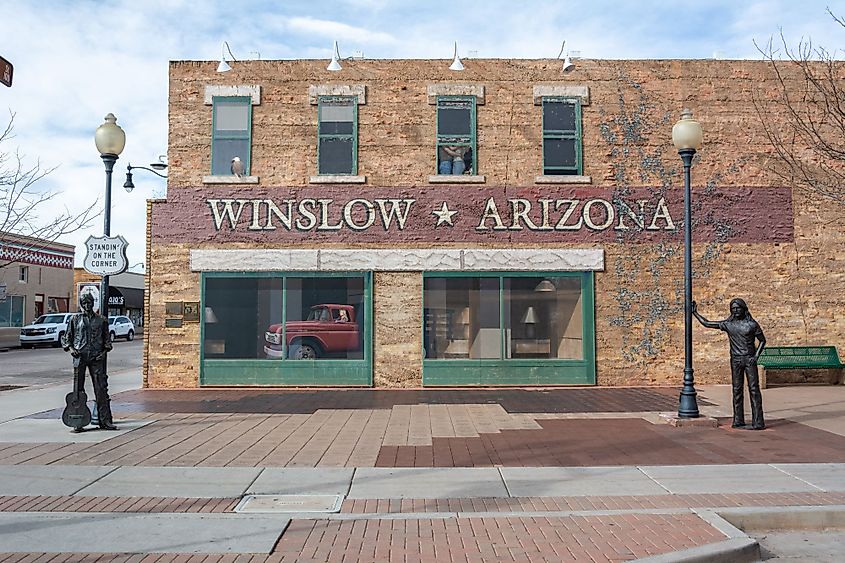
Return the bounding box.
[692,298,766,430]
[62,293,118,431]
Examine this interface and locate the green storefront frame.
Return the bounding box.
[200,271,373,386]
[422,271,596,386]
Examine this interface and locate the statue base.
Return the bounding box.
[659,412,719,427]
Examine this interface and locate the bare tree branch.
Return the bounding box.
[752,13,845,205]
[0,111,101,268]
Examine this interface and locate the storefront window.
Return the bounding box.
[424,274,585,361]
[203,275,365,361]
[284,277,365,360]
[0,295,25,327]
[204,277,283,359]
[47,297,69,313]
[424,277,500,359]
[504,276,583,359]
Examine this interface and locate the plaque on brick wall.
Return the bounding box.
[183,301,200,322]
[165,302,183,316]
[165,318,183,328]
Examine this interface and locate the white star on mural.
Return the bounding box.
[432,202,458,227]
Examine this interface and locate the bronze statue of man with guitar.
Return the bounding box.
[61,293,118,432]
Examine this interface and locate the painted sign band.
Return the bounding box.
[150,185,793,244]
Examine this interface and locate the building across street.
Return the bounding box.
[74,268,145,331]
[0,232,74,349]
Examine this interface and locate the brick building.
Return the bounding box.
[144,57,843,388]
[0,232,74,348]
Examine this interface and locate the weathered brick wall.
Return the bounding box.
[144,58,845,388]
[167,59,814,187]
[146,243,200,388]
[374,272,423,387]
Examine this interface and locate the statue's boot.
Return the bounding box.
[97,401,118,430]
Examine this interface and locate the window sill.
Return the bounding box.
[202,175,259,185]
[309,175,367,184]
[428,175,486,184]
[535,175,592,184]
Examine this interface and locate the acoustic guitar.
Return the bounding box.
[61,375,91,430]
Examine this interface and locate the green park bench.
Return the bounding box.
[757,345,845,388]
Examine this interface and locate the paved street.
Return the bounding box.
[0,339,142,388]
[0,374,843,561]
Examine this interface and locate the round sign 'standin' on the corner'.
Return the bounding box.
[83,234,129,276]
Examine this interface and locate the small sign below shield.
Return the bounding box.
[83,234,129,276]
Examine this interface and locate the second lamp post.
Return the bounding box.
[672,109,703,419]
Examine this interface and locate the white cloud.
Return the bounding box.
[285,16,396,44]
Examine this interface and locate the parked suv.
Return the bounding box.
[264,304,359,359]
[108,315,136,342]
[19,313,75,348]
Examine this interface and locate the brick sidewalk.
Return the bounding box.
[3,491,844,514]
[0,514,729,562]
[4,410,845,468]
[3,386,844,561]
[101,387,688,415]
[4,490,843,561]
[277,513,724,562]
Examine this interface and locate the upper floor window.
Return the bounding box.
[436,96,476,176]
[19,266,28,283]
[211,96,252,176]
[318,96,357,175]
[542,98,582,176]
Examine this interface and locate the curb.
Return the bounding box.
[632,537,760,563]
[633,507,760,562]
[716,505,845,530]
[634,505,845,562]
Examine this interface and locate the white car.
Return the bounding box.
[19,313,75,348]
[108,315,136,342]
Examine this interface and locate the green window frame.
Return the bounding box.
[542,97,582,176]
[211,96,252,176]
[317,95,358,175]
[422,271,596,386]
[436,95,477,175]
[200,271,373,386]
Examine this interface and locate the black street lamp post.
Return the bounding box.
[123,160,168,193]
[672,109,703,419]
[93,113,126,317]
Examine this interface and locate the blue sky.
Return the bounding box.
[1,0,842,269]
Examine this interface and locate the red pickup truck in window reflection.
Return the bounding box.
[264,304,359,359]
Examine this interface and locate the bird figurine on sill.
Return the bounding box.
[230,156,245,177]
